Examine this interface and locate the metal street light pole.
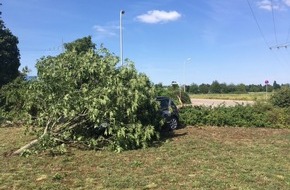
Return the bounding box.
[183,58,191,92]
[120,10,125,66]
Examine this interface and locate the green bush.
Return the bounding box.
[179,102,290,128]
[270,87,290,108]
[0,70,33,123]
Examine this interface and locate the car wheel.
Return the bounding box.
[168,117,178,130]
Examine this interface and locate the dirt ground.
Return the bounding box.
[191,98,254,107]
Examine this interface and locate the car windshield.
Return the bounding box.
[158,99,169,109]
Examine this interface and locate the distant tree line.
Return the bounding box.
[156,80,290,94]
[187,80,290,94]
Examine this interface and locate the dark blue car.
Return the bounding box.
[156,96,179,130]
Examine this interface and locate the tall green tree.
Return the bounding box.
[64,36,95,54]
[189,83,199,94]
[273,80,281,91]
[210,80,221,93]
[0,4,20,88]
[199,83,210,94]
[235,83,247,93]
[219,82,228,93]
[227,83,236,93]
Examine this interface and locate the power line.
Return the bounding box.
[246,0,290,50]
[21,41,65,53]
[246,0,289,66]
[246,0,271,49]
[21,45,63,52]
[270,0,278,44]
[286,26,290,43]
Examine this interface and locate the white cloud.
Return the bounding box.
[257,0,280,11]
[256,0,290,11]
[136,10,181,24]
[93,25,117,39]
[283,0,290,6]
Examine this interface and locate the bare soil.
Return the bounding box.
[191,98,254,107]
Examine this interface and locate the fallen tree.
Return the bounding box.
[7,36,163,155]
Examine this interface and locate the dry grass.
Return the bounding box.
[0,126,289,189]
[190,93,269,101]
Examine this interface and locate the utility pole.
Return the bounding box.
[120,10,125,66]
[265,80,269,100]
[183,58,191,92]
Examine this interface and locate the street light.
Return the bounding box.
[265,80,269,100]
[183,58,191,92]
[120,10,125,66]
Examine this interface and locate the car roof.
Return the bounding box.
[156,96,170,100]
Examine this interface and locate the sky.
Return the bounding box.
[2,0,290,85]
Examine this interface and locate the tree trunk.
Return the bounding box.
[11,139,39,155]
[12,120,50,156]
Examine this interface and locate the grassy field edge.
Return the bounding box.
[1,126,289,189]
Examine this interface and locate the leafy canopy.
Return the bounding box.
[0,4,20,88]
[23,36,161,153]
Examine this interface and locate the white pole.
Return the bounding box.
[120,10,125,66]
[265,80,269,100]
[266,84,268,100]
[184,58,191,92]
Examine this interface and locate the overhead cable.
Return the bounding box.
[270,0,278,44]
[246,0,271,49]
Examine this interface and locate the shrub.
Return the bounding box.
[179,102,290,128]
[270,87,290,108]
[0,69,32,123]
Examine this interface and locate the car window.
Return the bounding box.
[158,99,169,109]
[171,101,177,110]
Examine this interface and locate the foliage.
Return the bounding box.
[63,36,95,54]
[235,83,247,93]
[179,90,191,104]
[16,37,162,153]
[187,80,289,94]
[0,7,20,88]
[270,86,290,108]
[179,102,290,128]
[154,83,165,96]
[198,83,210,94]
[210,80,221,93]
[0,68,31,124]
[189,83,199,94]
[273,80,281,90]
[156,84,191,105]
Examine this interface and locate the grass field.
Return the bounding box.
[190,93,270,101]
[1,126,289,189]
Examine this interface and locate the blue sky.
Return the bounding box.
[2,0,290,85]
